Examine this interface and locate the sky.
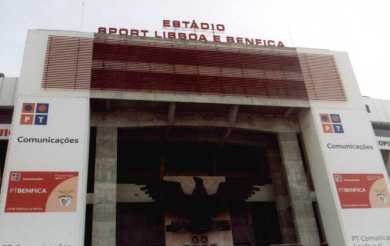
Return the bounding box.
[0,0,389,98]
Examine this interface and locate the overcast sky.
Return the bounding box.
[1,0,389,99]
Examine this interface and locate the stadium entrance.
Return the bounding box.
[117,126,284,246]
[85,99,323,246]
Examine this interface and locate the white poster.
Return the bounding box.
[0,96,90,246]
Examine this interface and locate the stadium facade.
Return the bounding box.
[0,28,390,246]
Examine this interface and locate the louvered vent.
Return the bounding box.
[41,34,346,102]
[299,53,346,101]
[42,36,93,89]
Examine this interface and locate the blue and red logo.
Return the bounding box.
[20,103,49,125]
[320,113,344,134]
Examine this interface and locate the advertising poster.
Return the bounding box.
[5,171,79,212]
[333,173,390,209]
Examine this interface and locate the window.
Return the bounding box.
[0,140,8,191]
[84,204,93,246]
[365,104,371,113]
[372,123,390,137]
[87,127,96,193]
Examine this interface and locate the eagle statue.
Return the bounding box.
[135,176,261,233]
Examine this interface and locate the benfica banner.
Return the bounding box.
[0,96,89,246]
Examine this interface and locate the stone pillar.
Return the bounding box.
[277,133,320,246]
[266,147,296,243]
[92,127,117,246]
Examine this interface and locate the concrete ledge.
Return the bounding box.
[91,90,310,108]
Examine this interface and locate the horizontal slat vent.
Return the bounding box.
[299,53,345,101]
[91,35,308,100]
[41,34,346,102]
[42,36,93,89]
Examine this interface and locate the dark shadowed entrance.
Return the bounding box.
[115,126,289,246]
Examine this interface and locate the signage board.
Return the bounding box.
[302,109,390,246]
[0,96,89,246]
[5,171,79,213]
[334,173,390,209]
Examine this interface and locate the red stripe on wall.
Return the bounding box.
[92,42,302,71]
[91,70,308,99]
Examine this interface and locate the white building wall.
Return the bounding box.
[363,97,390,123]
[299,49,390,246]
[0,30,92,246]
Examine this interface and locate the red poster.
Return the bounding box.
[333,173,390,209]
[5,171,78,213]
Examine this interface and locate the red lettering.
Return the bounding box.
[172,20,180,28]
[216,24,225,31]
[267,40,275,47]
[200,23,209,30]
[140,30,149,37]
[97,27,107,34]
[188,33,197,40]
[119,28,128,36]
[190,20,199,29]
[213,35,221,42]
[277,41,285,47]
[163,20,170,27]
[154,31,162,39]
[245,38,254,45]
[199,34,207,42]
[183,21,190,28]
[130,29,139,37]
[255,39,264,46]
[178,33,187,40]
[167,32,176,39]
[108,28,117,34]
[226,36,235,43]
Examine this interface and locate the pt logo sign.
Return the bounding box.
[20,103,49,125]
[320,113,344,134]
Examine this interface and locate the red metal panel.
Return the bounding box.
[41,34,345,102]
[92,42,302,71]
[91,36,308,99]
[91,70,308,99]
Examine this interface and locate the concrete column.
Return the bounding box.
[92,127,117,246]
[266,147,296,243]
[277,133,320,246]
